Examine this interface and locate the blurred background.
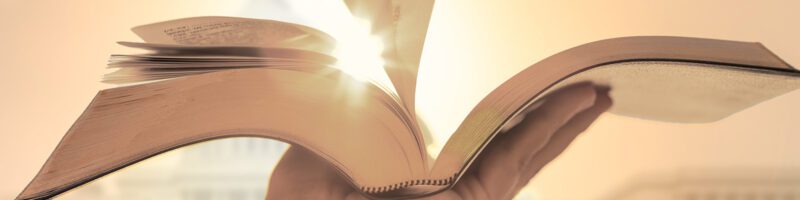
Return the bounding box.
[1,0,799,199]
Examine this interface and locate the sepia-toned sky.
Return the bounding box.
[1,0,799,199]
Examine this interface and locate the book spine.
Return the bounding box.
[360,174,458,194]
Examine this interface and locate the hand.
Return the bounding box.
[267,83,612,200]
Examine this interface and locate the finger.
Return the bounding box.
[472,83,598,199]
[267,146,354,199]
[495,82,597,169]
[517,88,612,187]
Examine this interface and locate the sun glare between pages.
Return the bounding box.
[284,0,399,99]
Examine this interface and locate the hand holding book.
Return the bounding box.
[267,83,612,199]
[16,0,800,199]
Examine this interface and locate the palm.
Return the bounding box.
[267,83,612,200]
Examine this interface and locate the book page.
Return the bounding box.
[431,36,800,180]
[345,0,435,123]
[130,16,336,54]
[343,0,436,169]
[17,67,428,199]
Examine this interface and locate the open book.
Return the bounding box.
[16,1,800,200]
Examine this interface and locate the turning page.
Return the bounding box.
[130,16,336,54]
[344,0,435,118]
